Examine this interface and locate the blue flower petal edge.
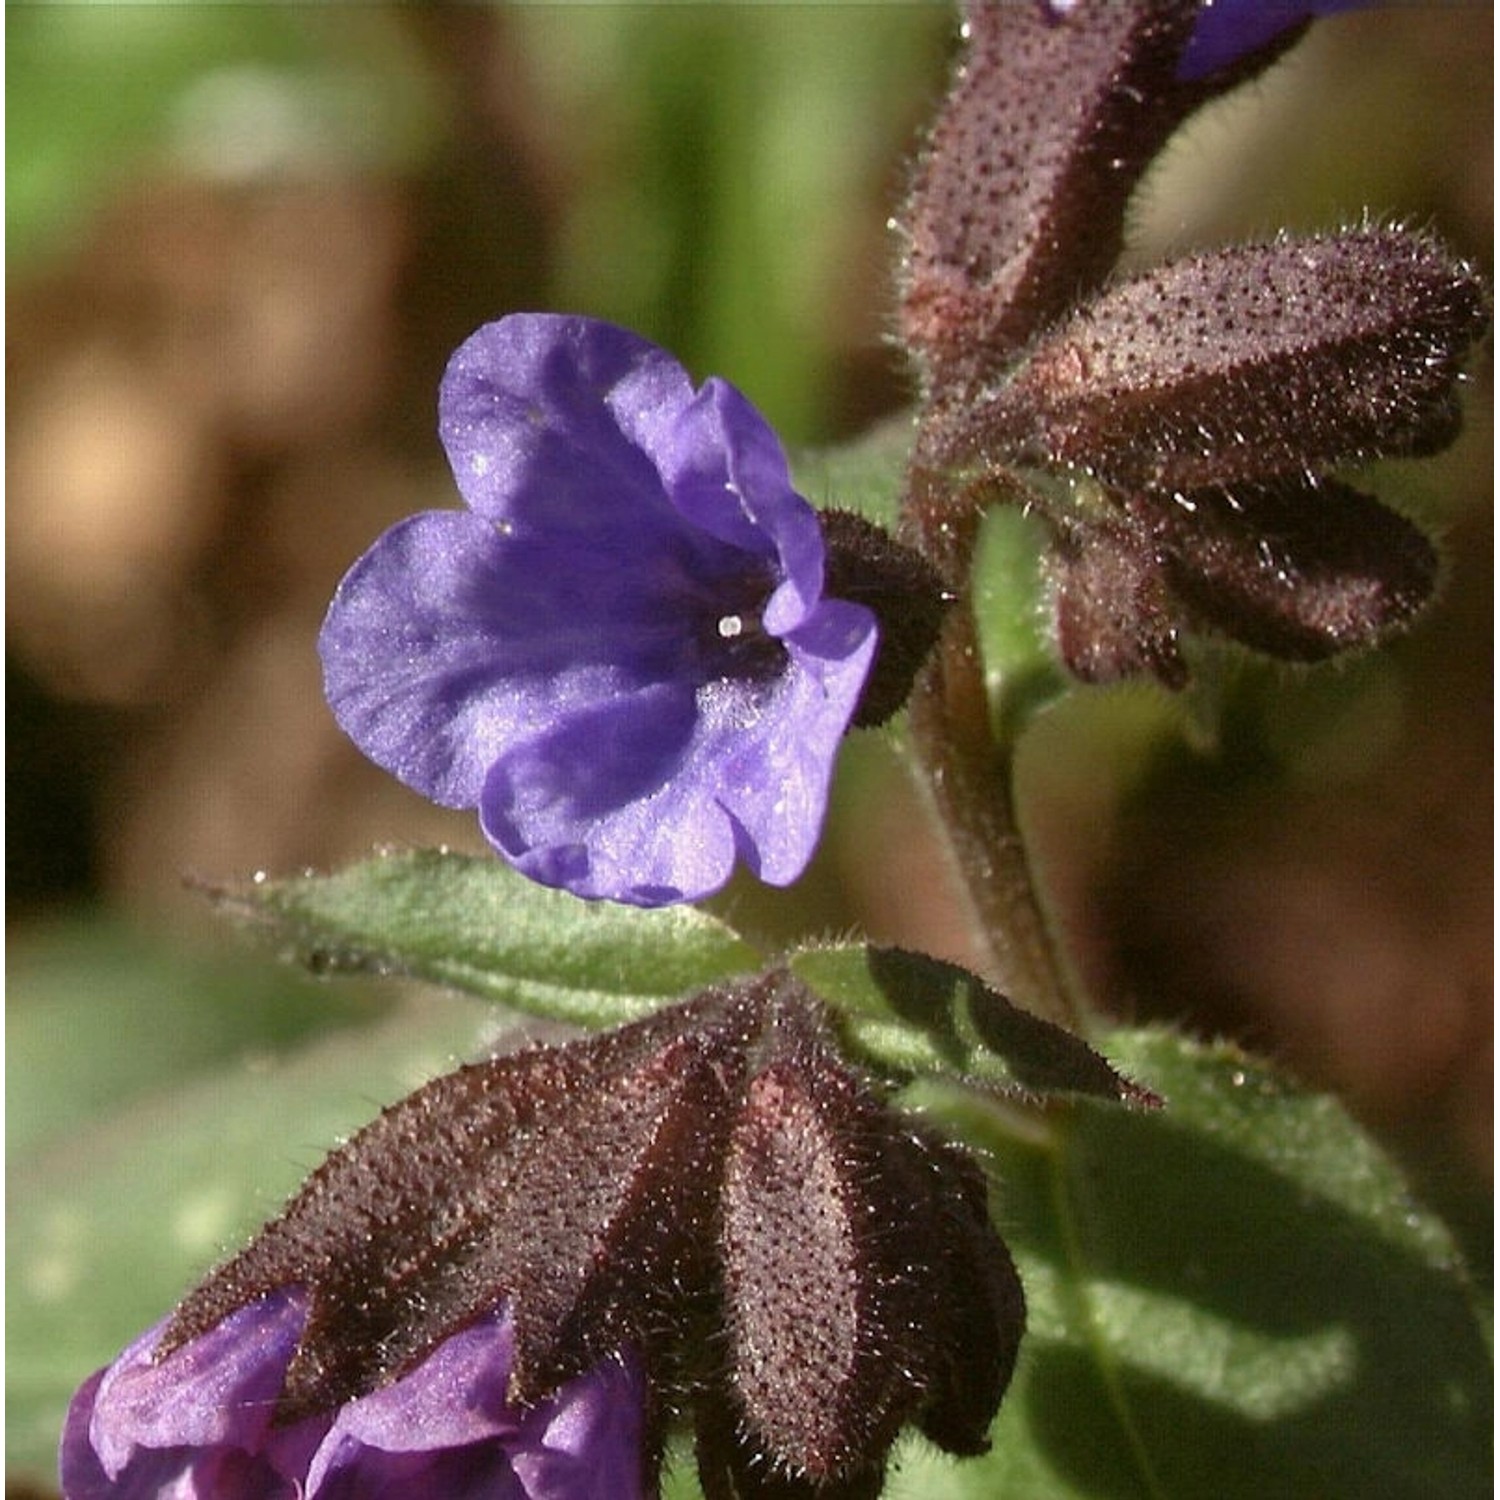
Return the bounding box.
[319,313,878,906]
[1178,0,1374,79]
[59,1293,647,1499]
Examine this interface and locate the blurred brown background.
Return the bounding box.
[8,7,1491,1230]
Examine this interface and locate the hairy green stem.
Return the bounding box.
[902,459,1084,1031]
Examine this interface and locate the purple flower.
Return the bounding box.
[304,1310,645,1500]
[319,313,878,907]
[60,1292,324,1499]
[60,1294,647,1500]
[1178,0,1373,78]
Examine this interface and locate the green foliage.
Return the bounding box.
[213,848,760,1030]
[890,1030,1490,1499]
[790,942,1151,1107]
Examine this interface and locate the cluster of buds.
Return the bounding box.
[899,0,1487,685]
[69,973,1023,1498]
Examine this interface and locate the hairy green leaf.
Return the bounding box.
[209,848,761,1030]
[790,943,1153,1107]
[890,1028,1490,1498]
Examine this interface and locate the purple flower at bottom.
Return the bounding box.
[1178,0,1374,78]
[304,1311,644,1500]
[60,1293,647,1500]
[319,313,878,907]
[60,1293,323,1500]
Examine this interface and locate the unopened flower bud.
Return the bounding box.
[66,972,1026,1500]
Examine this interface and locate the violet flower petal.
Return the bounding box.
[656,377,826,629]
[479,600,876,905]
[320,313,877,904]
[304,1309,646,1500]
[1179,0,1373,79]
[478,680,715,905]
[507,1354,649,1500]
[320,510,691,810]
[63,1298,646,1500]
[60,1292,323,1500]
[438,315,695,534]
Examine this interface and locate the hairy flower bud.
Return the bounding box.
[959,230,1487,489]
[710,997,1021,1495]
[92,973,1026,1500]
[162,996,746,1427]
[820,508,952,727]
[1140,477,1441,661]
[898,0,1300,390]
[898,1,1489,686]
[1049,514,1188,686]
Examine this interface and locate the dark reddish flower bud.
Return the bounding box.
[898,0,1299,390]
[1138,477,1441,661]
[1045,512,1187,687]
[162,990,751,1437]
[1036,469,1443,685]
[145,972,1024,1500]
[959,230,1487,489]
[1030,464,1446,685]
[709,996,1022,1497]
[820,508,952,727]
[896,1,1487,690]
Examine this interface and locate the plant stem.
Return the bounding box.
[902,458,1084,1030]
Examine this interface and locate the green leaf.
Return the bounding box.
[790,942,1153,1106]
[888,1028,1491,1498]
[6,989,501,1481]
[213,848,761,1030]
[972,502,1071,748]
[791,411,914,529]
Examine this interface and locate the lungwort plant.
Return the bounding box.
[29,4,1490,1498]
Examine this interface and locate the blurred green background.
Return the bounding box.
[6,5,1491,1491]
